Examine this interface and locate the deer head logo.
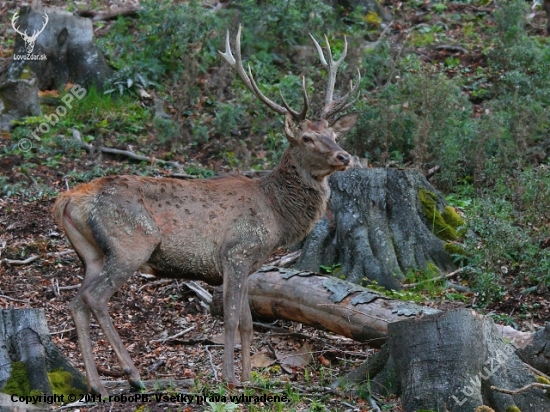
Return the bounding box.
[12,11,49,54]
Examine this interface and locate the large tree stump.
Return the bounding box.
[0,74,41,131]
[0,309,86,398]
[295,168,457,289]
[371,309,550,412]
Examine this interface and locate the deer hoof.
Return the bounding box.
[89,383,109,399]
[128,377,146,391]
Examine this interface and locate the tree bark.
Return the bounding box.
[0,76,41,131]
[295,168,457,289]
[379,309,550,412]
[0,309,87,397]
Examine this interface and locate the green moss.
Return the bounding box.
[418,188,465,241]
[505,406,521,412]
[18,67,33,80]
[1,363,83,400]
[48,369,85,397]
[536,375,550,385]
[2,362,31,396]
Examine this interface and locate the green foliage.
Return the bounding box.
[462,167,550,305]
[99,0,223,84]
[403,262,445,295]
[236,0,336,49]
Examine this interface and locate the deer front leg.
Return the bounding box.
[239,284,253,381]
[222,263,250,384]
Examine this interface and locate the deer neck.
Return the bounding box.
[260,148,329,246]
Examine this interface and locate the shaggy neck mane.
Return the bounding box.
[260,148,329,246]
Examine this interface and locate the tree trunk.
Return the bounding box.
[379,309,550,412]
[0,76,41,131]
[295,168,459,289]
[0,309,87,398]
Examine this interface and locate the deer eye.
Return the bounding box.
[302,135,312,143]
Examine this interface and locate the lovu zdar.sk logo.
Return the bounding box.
[12,10,48,61]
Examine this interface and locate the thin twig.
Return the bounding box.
[70,128,183,169]
[490,382,550,395]
[58,284,80,291]
[0,294,31,304]
[402,267,465,289]
[50,328,75,335]
[204,345,221,382]
[151,326,196,343]
[2,250,75,266]
[53,402,96,411]
[3,255,40,265]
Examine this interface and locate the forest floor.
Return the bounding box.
[1,0,550,411]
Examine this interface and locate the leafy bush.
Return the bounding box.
[462,167,550,304]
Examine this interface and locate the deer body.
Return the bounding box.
[53,26,359,397]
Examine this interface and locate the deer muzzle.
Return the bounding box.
[329,151,351,170]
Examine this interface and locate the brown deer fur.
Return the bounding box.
[52,27,359,397]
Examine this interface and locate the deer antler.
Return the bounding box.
[309,34,361,121]
[219,25,309,121]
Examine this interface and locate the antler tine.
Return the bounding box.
[279,76,309,121]
[310,34,348,109]
[219,25,293,117]
[322,68,361,120]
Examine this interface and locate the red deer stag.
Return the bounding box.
[52,25,359,396]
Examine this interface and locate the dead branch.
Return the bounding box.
[69,128,183,169]
[402,267,465,289]
[151,326,197,343]
[2,250,75,266]
[490,382,550,395]
[76,7,142,21]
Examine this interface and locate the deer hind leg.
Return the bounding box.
[68,253,105,396]
[63,217,109,396]
[80,244,157,393]
[64,208,160,396]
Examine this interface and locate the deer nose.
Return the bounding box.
[335,152,351,166]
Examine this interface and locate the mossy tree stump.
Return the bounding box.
[0,309,86,399]
[344,309,550,412]
[295,167,461,289]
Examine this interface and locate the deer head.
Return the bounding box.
[12,10,49,54]
[219,26,359,180]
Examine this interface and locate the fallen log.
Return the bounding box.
[212,268,550,410]
[228,267,538,352]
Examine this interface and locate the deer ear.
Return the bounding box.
[284,113,299,143]
[330,113,359,137]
